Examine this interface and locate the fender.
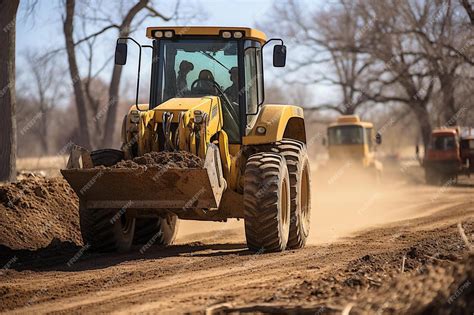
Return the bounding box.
[243,104,306,145]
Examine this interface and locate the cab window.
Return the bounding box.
[328,125,364,145]
[365,127,373,149]
[244,47,258,119]
[244,41,263,129]
[432,135,456,151]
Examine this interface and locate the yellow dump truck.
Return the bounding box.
[322,115,383,182]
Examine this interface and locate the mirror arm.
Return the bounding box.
[117,37,144,112]
[253,38,285,112]
[262,38,284,49]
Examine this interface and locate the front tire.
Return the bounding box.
[79,201,135,252]
[133,214,179,246]
[267,140,311,249]
[244,152,291,252]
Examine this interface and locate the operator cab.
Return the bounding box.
[325,115,381,160]
[327,116,379,148]
[143,27,286,144]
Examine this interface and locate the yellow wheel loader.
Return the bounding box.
[61,27,311,253]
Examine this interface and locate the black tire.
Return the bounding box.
[244,152,291,252]
[79,201,135,252]
[133,214,179,246]
[265,139,311,249]
[90,149,124,167]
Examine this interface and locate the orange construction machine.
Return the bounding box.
[421,127,474,184]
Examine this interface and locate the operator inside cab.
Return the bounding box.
[154,37,263,144]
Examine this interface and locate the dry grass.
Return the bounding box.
[16,155,68,177]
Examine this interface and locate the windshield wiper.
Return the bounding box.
[201,51,230,71]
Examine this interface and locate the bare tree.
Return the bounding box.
[0,0,19,182]
[260,0,376,115]
[62,0,182,149]
[262,0,472,150]
[460,0,474,25]
[101,1,179,147]
[63,0,92,149]
[25,52,66,154]
[350,0,436,149]
[396,0,474,125]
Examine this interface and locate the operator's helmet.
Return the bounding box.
[199,70,215,81]
[192,70,216,95]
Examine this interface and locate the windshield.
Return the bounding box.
[328,125,364,145]
[432,135,456,151]
[157,39,241,142]
[158,39,238,103]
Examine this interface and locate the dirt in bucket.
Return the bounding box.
[112,151,204,169]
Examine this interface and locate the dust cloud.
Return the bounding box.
[176,159,470,247]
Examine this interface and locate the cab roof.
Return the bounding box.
[328,115,374,128]
[146,26,267,44]
[432,128,458,136]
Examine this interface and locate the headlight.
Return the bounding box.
[154,31,163,38]
[233,31,243,39]
[194,110,203,124]
[256,126,266,135]
[130,110,140,123]
[164,31,174,38]
[222,31,232,39]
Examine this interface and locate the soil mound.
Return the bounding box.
[112,151,203,169]
[418,252,474,314]
[0,175,81,250]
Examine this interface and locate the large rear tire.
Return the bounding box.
[133,214,179,246]
[266,140,311,249]
[79,201,135,252]
[244,152,291,252]
[90,149,124,167]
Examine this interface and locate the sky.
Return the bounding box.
[15,0,332,106]
[17,0,275,51]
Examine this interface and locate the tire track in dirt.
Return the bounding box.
[2,200,472,314]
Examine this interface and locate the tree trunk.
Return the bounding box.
[0,0,19,182]
[440,76,457,126]
[101,63,124,148]
[63,0,92,149]
[413,104,432,152]
[40,108,49,154]
[101,0,149,148]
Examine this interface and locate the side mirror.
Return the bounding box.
[375,132,382,145]
[322,137,327,146]
[273,44,286,67]
[115,42,128,65]
[415,144,419,155]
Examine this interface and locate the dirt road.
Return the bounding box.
[1,171,473,314]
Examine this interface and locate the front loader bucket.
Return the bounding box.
[61,145,226,210]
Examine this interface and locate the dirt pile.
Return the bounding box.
[273,220,474,314]
[112,151,203,169]
[418,252,474,314]
[0,174,81,251]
